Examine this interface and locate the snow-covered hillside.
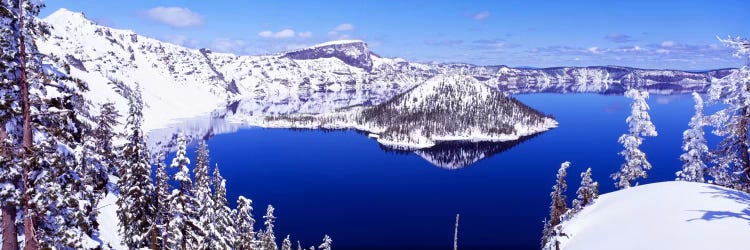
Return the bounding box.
[553,181,750,250]
[37,8,733,133]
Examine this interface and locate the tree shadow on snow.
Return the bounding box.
[686,185,750,225]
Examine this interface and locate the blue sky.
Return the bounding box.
[41,0,749,70]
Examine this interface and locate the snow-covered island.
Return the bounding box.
[262,74,558,149]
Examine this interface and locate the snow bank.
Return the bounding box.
[557,181,750,250]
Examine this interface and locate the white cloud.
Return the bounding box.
[328,24,355,39]
[619,45,643,52]
[661,40,676,48]
[258,29,296,39]
[144,6,203,28]
[656,48,671,54]
[587,47,603,54]
[471,11,491,20]
[298,31,313,39]
[331,23,354,32]
[211,38,246,53]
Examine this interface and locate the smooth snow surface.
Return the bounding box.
[558,181,750,250]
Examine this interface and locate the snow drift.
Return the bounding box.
[555,181,750,250]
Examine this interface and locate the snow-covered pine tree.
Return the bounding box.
[677,92,708,183]
[0,0,100,248]
[572,168,599,212]
[154,152,171,249]
[612,89,658,189]
[282,235,293,250]
[76,130,107,237]
[165,134,205,250]
[0,2,23,247]
[193,140,222,249]
[213,164,236,249]
[549,161,570,226]
[318,235,332,250]
[707,36,750,190]
[541,161,570,249]
[116,88,156,248]
[261,204,279,250]
[235,196,257,249]
[93,102,120,176]
[297,241,303,250]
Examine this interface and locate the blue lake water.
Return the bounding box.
[166,93,722,249]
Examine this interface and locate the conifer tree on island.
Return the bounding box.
[612,89,658,189]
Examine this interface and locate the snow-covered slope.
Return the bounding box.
[39,9,235,131]
[555,181,750,250]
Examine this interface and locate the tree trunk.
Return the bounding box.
[0,126,19,250]
[150,224,158,250]
[741,106,750,184]
[17,1,39,249]
[2,205,19,250]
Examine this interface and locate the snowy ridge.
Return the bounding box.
[38,8,733,134]
[554,181,750,250]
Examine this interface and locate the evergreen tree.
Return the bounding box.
[93,102,120,176]
[235,196,257,249]
[677,92,708,183]
[116,89,155,248]
[0,2,23,247]
[0,1,97,248]
[165,134,204,250]
[193,140,222,249]
[318,235,332,250]
[572,168,599,212]
[612,89,658,189]
[541,161,570,249]
[261,204,279,250]
[282,235,293,250]
[707,36,750,190]
[213,164,236,249]
[154,152,171,249]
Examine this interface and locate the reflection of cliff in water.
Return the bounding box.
[380,132,545,169]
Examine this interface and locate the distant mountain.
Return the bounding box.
[283,40,374,71]
[38,8,735,133]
